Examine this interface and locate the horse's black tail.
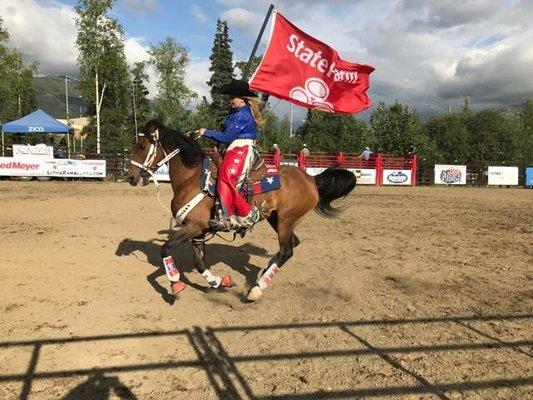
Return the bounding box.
[313,167,357,217]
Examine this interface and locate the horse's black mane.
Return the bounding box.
[143,119,204,168]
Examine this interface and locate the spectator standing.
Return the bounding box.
[301,144,310,158]
[358,146,373,161]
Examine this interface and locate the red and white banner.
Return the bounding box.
[0,157,106,178]
[249,11,374,114]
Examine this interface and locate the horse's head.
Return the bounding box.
[127,119,166,187]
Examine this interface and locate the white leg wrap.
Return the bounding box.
[257,262,279,290]
[201,269,222,288]
[163,256,181,282]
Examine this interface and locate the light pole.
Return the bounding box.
[425,101,452,113]
[289,103,294,138]
[64,75,71,158]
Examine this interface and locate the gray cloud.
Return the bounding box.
[401,0,500,30]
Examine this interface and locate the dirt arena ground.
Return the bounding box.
[0,180,531,400]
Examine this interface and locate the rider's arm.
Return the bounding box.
[204,114,247,144]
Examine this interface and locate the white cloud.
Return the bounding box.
[184,58,211,100]
[0,0,77,75]
[220,7,260,34]
[191,4,208,23]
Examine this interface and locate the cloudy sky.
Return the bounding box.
[1,0,532,119]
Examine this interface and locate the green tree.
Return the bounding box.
[370,101,431,156]
[467,108,521,166]
[235,56,261,80]
[189,96,217,133]
[76,0,133,154]
[207,19,234,127]
[518,100,533,165]
[298,109,372,153]
[149,37,196,131]
[130,61,151,131]
[425,113,470,163]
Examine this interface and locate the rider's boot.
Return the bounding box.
[236,206,260,229]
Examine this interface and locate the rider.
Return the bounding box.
[198,79,264,231]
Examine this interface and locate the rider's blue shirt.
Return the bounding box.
[204,105,257,144]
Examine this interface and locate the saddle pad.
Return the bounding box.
[248,174,282,195]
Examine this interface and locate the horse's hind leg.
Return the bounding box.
[191,238,232,289]
[246,218,297,301]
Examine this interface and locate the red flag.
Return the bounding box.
[249,11,375,114]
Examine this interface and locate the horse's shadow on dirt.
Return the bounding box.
[115,230,270,305]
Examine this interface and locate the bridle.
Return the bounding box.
[129,128,209,225]
[130,129,181,186]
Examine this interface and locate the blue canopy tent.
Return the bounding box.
[1,109,72,157]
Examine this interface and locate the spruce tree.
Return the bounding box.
[130,61,151,126]
[207,19,234,127]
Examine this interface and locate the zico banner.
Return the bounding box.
[249,11,374,114]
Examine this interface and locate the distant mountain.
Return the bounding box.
[33,76,85,119]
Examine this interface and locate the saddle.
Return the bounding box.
[201,147,281,200]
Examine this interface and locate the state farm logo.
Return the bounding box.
[289,77,334,112]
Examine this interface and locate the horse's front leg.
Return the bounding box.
[160,222,203,297]
[191,239,232,289]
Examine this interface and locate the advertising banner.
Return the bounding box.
[13,144,54,159]
[382,169,412,185]
[0,157,44,176]
[434,165,467,185]
[348,168,376,185]
[526,167,533,187]
[487,166,518,186]
[152,164,170,181]
[305,167,326,176]
[0,157,106,178]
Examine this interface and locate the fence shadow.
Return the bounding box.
[115,237,269,304]
[1,313,531,400]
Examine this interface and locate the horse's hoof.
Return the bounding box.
[246,285,262,301]
[171,281,187,297]
[220,275,232,288]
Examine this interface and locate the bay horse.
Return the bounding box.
[126,119,356,301]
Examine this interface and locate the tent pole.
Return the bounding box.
[1,128,4,157]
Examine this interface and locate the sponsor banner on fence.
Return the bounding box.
[305,167,326,176]
[487,166,518,186]
[347,168,376,185]
[0,157,106,178]
[526,167,533,187]
[383,169,411,185]
[434,165,467,185]
[0,157,43,176]
[152,164,170,181]
[13,144,54,159]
